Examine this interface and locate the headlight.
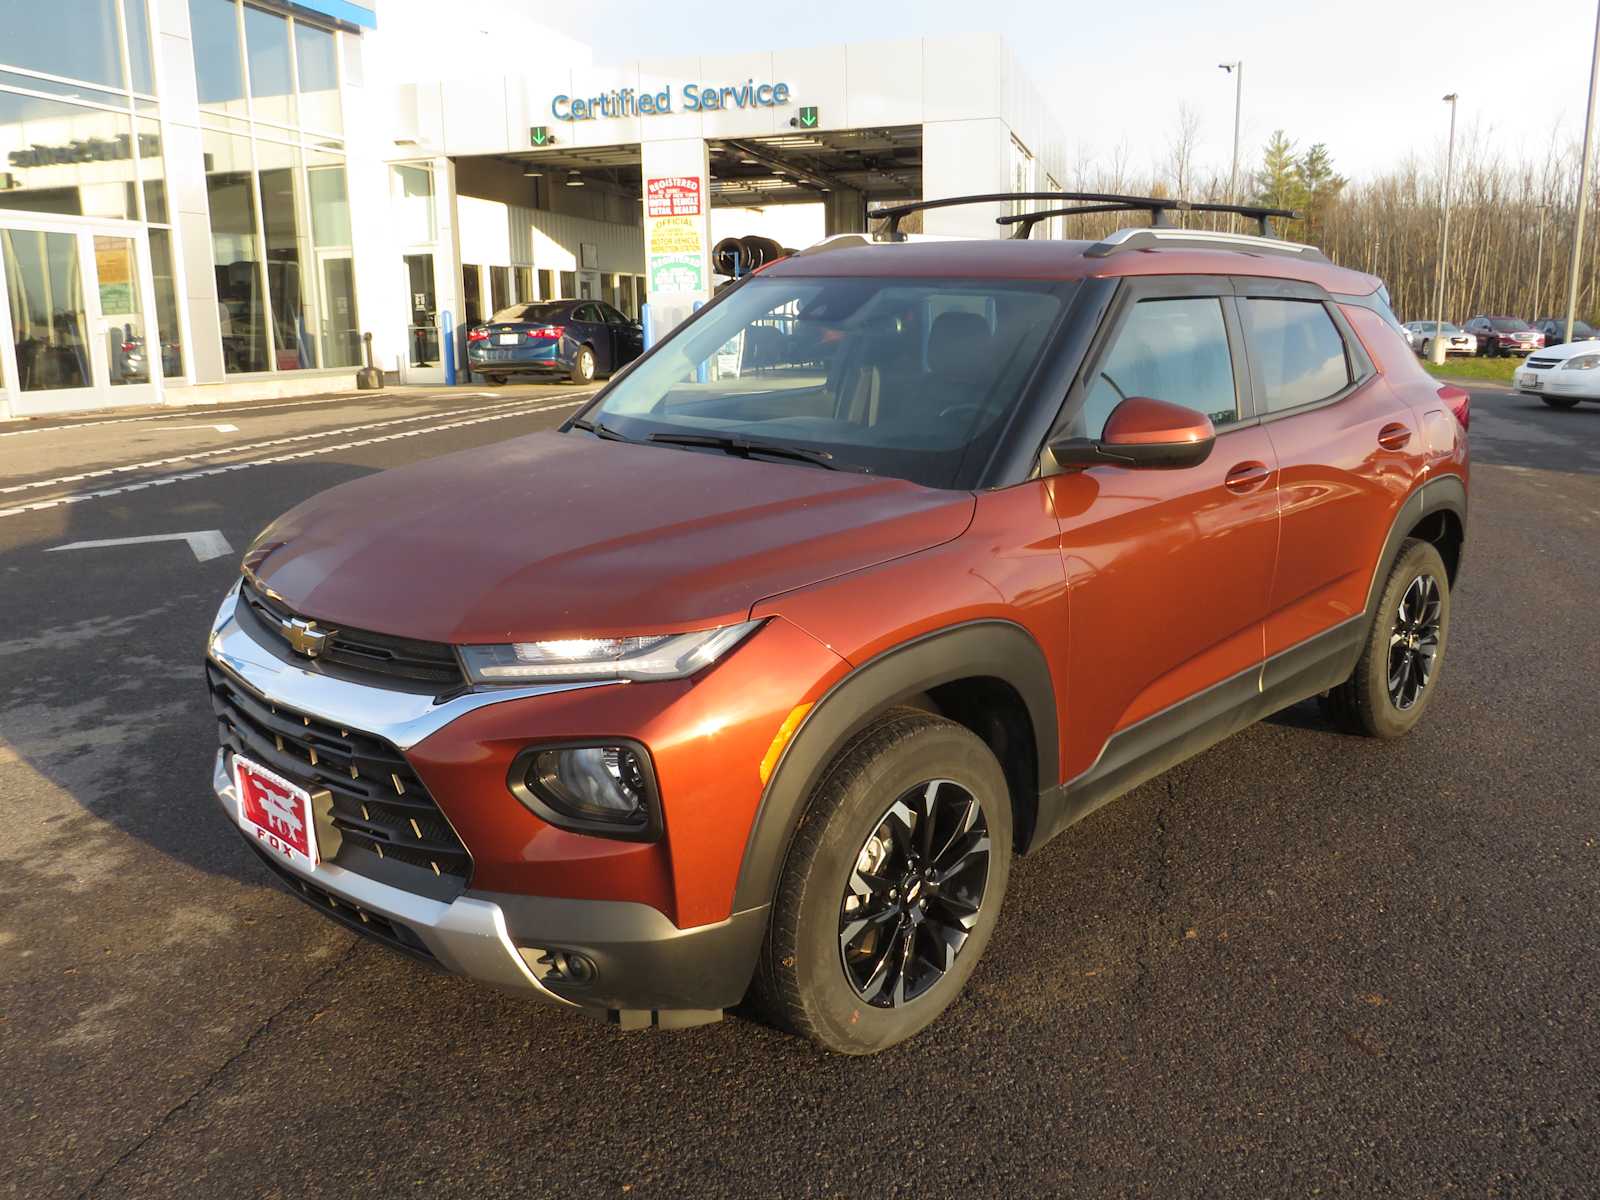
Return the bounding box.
[508,741,660,840]
[459,620,763,684]
[1563,354,1600,370]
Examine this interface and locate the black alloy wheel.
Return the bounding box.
[1387,572,1443,711]
[838,779,991,1009]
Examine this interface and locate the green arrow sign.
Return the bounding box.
[798,106,818,129]
[529,125,550,146]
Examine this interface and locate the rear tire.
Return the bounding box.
[485,374,507,386]
[1322,539,1451,739]
[569,345,596,384]
[1541,395,1581,409]
[751,708,1012,1055]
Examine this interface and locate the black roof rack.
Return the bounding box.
[866,191,1299,241]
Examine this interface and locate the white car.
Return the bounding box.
[1514,340,1600,409]
[1404,321,1476,357]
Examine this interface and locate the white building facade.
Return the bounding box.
[0,0,1065,416]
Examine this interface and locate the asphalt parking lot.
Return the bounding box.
[2,381,1598,1198]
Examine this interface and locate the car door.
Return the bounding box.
[572,303,610,372]
[1048,277,1282,782]
[600,302,643,367]
[1239,280,1427,675]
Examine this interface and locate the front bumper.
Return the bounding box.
[207,585,769,1025]
[1515,370,1600,400]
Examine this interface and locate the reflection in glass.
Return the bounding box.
[3,228,90,390]
[189,0,245,109]
[148,228,184,377]
[125,0,156,94]
[93,235,148,385]
[405,253,437,365]
[0,91,137,220]
[294,22,341,132]
[135,116,168,223]
[256,138,313,368]
[243,5,296,127]
[0,0,126,90]
[203,128,268,373]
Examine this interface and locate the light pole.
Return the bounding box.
[1219,62,1242,231]
[1563,0,1600,344]
[1430,93,1459,366]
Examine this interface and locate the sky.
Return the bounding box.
[535,0,1600,183]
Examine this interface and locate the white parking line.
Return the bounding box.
[0,389,521,438]
[2,395,574,496]
[0,399,584,520]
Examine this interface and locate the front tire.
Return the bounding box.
[1322,539,1451,739]
[752,709,1013,1055]
[1542,395,1581,409]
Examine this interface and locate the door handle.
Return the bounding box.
[1377,422,1412,451]
[1224,461,1271,493]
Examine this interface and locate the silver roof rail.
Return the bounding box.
[1084,226,1327,262]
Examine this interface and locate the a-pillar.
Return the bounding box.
[639,138,712,339]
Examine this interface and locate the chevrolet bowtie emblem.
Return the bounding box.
[284,617,334,658]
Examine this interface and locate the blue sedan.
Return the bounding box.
[466,299,644,385]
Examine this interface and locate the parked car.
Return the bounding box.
[1464,315,1543,357]
[207,210,1468,1055]
[1514,338,1600,408]
[1532,316,1600,347]
[1404,320,1476,357]
[467,299,643,385]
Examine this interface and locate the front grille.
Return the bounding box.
[209,663,472,900]
[1527,356,1560,370]
[240,580,465,692]
[246,838,440,967]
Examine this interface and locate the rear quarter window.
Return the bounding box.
[1240,298,1351,413]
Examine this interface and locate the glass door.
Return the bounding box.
[0,219,159,416]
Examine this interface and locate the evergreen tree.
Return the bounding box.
[1297,142,1347,239]
[1253,130,1308,214]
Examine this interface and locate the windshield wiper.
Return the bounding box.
[646,432,867,472]
[569,417,632,442]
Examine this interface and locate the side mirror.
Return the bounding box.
[1049,395,1217,471]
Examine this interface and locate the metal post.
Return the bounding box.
[1430,94,1459,366]
[1220,62,1242,233]
[1565,0,1600,345]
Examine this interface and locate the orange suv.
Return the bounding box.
[206,195,1468,1054]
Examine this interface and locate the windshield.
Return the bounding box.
[584,275,1072,489]
[1491,318,1532,332]
[491,302,569,324]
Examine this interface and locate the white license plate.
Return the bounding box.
[1523,375,1542,389]
[233,754,319,872]
[497,333,519,345]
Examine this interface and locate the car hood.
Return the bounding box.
[246,431,976,644]
[1530,337,1600,360]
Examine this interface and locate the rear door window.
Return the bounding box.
[1079,297,1239,437]
[1239,298,1351,414]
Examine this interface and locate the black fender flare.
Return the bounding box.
[1363,472,1468,619]
[730,620,1059,912]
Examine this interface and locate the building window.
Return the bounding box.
[514,266,533,304]
[243,5,296,128]
[559,270,575,299]
[490,266,509,314]
[190,0,246,107]
[204,128,269,373]
[392,164,435,245]
[537,268,553,301]
[0,90,140,222]
[293,22,341,133]
[0,0,155,95]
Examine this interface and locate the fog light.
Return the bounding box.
[521,947,598,986]
[508,740,660,841]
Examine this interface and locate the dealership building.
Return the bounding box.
[0,0,1066,417]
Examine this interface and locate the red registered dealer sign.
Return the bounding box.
[646,177,702,218]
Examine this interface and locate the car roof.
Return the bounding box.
[766,237,1383,296]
